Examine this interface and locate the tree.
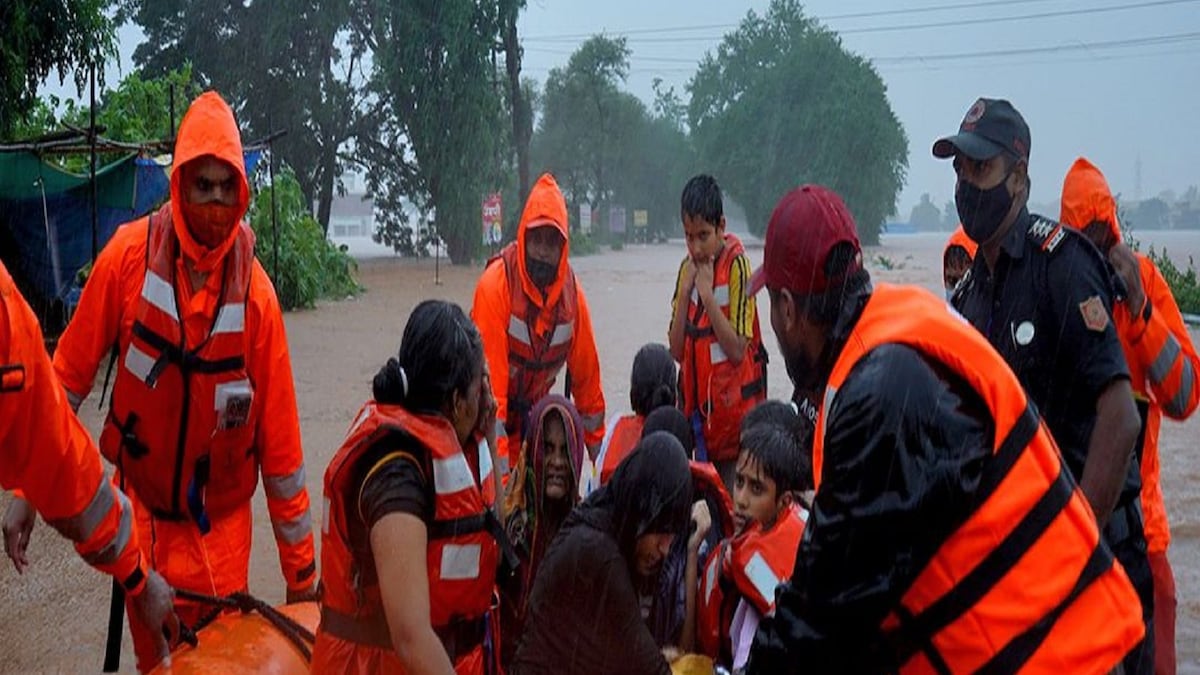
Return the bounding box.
[499,0,533,205]
[119,0,370,233]
[908,193,942,231]
[362,0,507,264]
[534,36,633,213]
[942,200,959,230]
[0,0,117,138]
[687,0,908,244]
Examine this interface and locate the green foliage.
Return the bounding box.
[121,0,368,233]
[249,167,360,310]
[1147,246,1200,315]
[687,0,908,244]
[532,37,696,240]
[1,0,117,138]
[363,0,508,264]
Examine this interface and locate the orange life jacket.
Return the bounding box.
[681,234,767,461]
[598,413,643,485]
[315,402,502,674]
[813,284,1143,673]
[497,243,578,442]
[99,204,258,524]
[697,504,806,660]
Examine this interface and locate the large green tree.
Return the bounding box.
[532,38,694,237]
[362,0,507,264]
[688,0,907,243]
[119,0,369,233]
[0,0,116,139]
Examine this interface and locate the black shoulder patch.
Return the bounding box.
[1026,214,1067,255]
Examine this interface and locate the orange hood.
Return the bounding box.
[169,91,251,266]
[944,224,978,259]
[516,173,571,308]
[1060,157,1121,241]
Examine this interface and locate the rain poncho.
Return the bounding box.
[500,395,587,667]
[511,432,693,675]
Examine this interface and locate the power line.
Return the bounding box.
[872,29,1200,63]
[524,0,1198,43]
[522,0,1059,40]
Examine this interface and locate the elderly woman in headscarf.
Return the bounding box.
[498,394,587,669]
[511,431,696,675]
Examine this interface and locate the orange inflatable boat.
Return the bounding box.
[149,600,318,674]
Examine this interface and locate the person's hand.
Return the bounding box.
[286,581,319,604]
[662,646,682,663]
[694,259,716,304]
[476,363,499,447]
[687,500,712,554]
[681,258,698,295]
[2,497,36,574]
[129,570,181,667]
[1109,243,1145,317]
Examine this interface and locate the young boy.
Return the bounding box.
[668,174,768,493]
[943,225,977,299]
[694,400,810,672]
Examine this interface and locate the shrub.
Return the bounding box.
[249,167,360,310]
[1146,246,1200,315]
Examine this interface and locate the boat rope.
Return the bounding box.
[173,588,316,662]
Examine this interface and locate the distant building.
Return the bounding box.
[326,173,375,238]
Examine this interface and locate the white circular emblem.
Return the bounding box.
[963,99,986,125]
[1015,321,1035,346]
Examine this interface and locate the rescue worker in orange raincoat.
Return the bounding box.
[313,299,506,674]
[746,185,1144,673]
[2,91,316,672]
[0,259,180,663]
[1060,156,1200,675]
[942,225,977,298]
[471,173,606,477]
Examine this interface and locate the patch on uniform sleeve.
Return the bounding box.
[1079,295,1110,332]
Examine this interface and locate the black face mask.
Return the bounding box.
[526,257,558,289]
[956,174,1014,245]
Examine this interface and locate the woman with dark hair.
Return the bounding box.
[594,343,678,486]
[312,300,506,675]
[498,394,587,670]
[511,431,695,675]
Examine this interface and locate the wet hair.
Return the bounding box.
[740,399,812,493]
[613,431,694,539]
[372,300,483,413]
[642,406,694,455]
[943,245,972,270]
[1082,220,1117,253]
[770,242,871,328]
[630,343,677,416]
[680,174,724,225]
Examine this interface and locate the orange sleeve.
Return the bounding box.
[1125,257,1200,420]
[471,261,515,473]
[568,282,606,454]
[53,222,139,399]
[247,267,316,591]
[0,266,146,593]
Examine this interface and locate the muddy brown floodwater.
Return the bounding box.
[2,235,1198,672]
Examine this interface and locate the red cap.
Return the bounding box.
[748,185,861,296]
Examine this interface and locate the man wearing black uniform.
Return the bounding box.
[938,98,1152,673]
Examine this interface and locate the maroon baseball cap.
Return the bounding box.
[748,185,861,296]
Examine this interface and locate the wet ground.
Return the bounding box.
[2,233,1198,672]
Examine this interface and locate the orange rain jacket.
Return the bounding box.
[471,173,605,472]
[52,92,315,592]
[1060,157,1200,554]
[0,260,148,594]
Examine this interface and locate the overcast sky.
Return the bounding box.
[45,0,1200,219]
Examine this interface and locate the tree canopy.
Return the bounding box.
[688,0,908,244]
[0,0,116,139]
